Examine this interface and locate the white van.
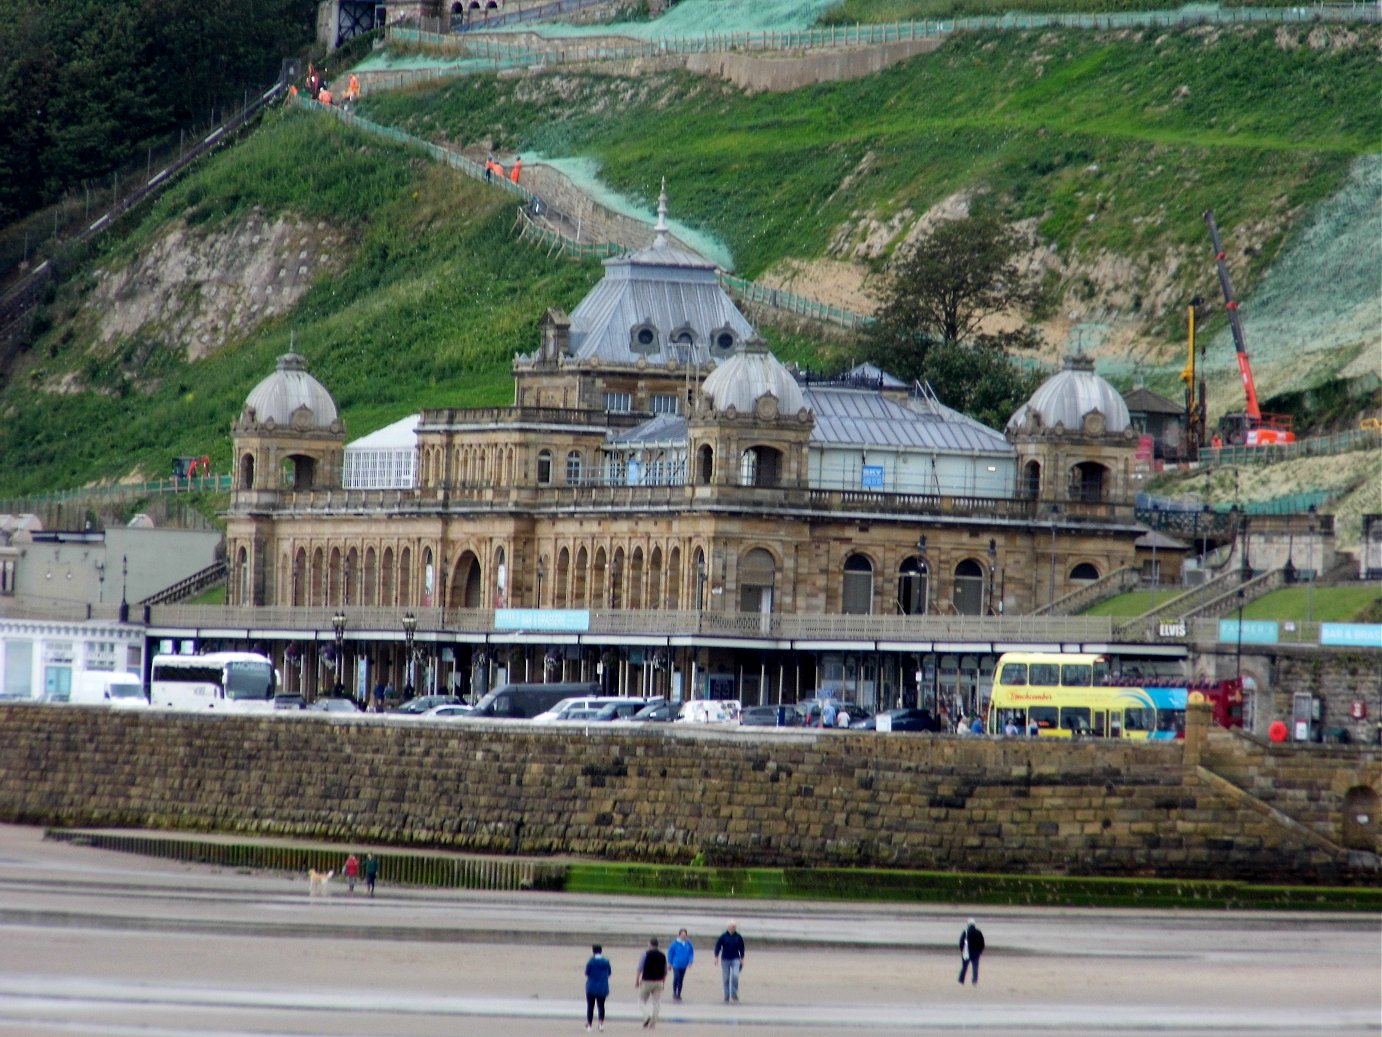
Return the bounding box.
[71,671,147,708]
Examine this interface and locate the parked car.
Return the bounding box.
[393,694,462,715]
[591,699,657,721]
[618,700,677,723]
[740,704,805,727]
[532,696,628,723]
[852,708,939,732]
[308,696,360,714]
[419,703,475,719]
[272,693,307,710]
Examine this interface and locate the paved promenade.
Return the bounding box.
[0,824,1376,1036]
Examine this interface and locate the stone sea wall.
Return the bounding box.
[0,704,1376,882]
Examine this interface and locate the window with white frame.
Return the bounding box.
[605,392,633,413]
[650,394,678,415]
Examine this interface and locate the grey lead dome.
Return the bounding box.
[242,352,339,428]
[1006,354,1130,435]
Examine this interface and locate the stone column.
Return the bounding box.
[1183,694,1212,767]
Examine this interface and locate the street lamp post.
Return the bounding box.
[916,535,929,615]
[95,560,105,604]
[118,555,129,623]
[1234,587,1245,682]
[402,611,417,694]
[331,610,346,694]
[986,538,996,616]
[1047,509,1060,607]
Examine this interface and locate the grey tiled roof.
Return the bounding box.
[806,385,1012,454]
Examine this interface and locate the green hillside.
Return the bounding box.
[368,26,1377,283]
[0,21,1377,499]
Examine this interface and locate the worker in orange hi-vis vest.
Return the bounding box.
[347,74,360,101]
[510,156,522,183]
[318,87,332,106]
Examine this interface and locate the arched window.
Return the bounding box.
[537,449,553,485]
[629,547,645,609]
[1070,562,1100,583]
[556,547,571,608]
[739,548,776,614]
[565,450,583,485]
[842,554,874,615]
[697,444,714,485]
[364,547,378,605]
[1071,461,1108,502]
[740,445,782,488]
[236,545,249,605]
[1022,460,1041,499]
[239,453,255,490]
[952,559,985,616]
[311,547,325,606]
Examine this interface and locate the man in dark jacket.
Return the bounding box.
[713,921,746,1002]
[635,937,668,1028]
[958,918,985,985]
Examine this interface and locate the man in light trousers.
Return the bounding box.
[713,921,746,1002]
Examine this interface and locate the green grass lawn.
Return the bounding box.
[1080,589,1183,617]
[1241,584,1380,624]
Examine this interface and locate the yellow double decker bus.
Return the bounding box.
[985,652,1186,740]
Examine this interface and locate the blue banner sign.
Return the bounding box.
[495,608,590,632]
[861,465,884,488]
[1218,619,1279,645]
[1320,623,1382,648]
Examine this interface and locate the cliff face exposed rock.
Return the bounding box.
[85,209,349,367]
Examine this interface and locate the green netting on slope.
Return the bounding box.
[508,0,844,39]
[529,155,736,270]
[1197,154,1382,378]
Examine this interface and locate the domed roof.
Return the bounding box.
[1006,354,1129,436]
[700,340,806,416]
[242,353,338,429]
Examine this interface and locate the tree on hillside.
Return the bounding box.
[865,212,1044,428]
[0,0,317,227]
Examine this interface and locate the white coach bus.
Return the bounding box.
[149,651,276,713]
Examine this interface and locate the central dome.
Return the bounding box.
[700,341,806,416]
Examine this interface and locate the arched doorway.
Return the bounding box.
[842,554,874,614]
[897,557,929,615]
[739,548,776,614]
[952,559,985,616]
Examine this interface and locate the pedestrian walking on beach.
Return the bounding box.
[364,853,378,897]
[958,917,985,985]
[584,943,611,1031]
[343,852,359,894]
[635,937,668,1028]
[713,921,745,1002]
[667,928,694,1000]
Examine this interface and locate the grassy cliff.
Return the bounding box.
[1,22,1377,499]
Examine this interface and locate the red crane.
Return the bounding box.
[1202,210,1295,447]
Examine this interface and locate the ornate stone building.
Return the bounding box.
[225,194,1146,710]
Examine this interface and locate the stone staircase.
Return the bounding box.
[1113,568,1247,640]
[1032,566,1139,617]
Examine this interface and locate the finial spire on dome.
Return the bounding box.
[653,178,669,249]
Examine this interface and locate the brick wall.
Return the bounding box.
[0,705,1375,883]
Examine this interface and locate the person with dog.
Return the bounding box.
[364,853,378,896]
[583,943,611,1032]
[635,937,668,1028]
[958,917,985,985]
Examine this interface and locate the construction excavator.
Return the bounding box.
[1202,210,1296,447]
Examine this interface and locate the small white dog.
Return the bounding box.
[308,868,335,896]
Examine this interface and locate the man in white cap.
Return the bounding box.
[958,917,985,985]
